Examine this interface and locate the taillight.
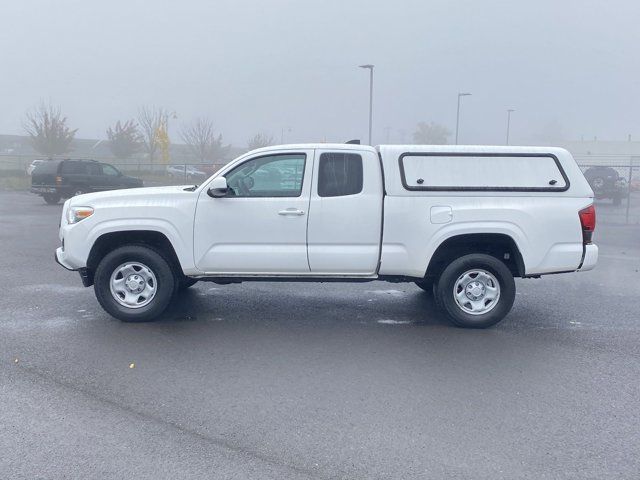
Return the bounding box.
[579,205,596,244]
[55,176,62,185]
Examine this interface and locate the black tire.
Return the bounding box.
[612,194,622,206]
[178,277,198,290]
[94,245,176,322]
[43,194,61,205]
[414,279,433,293]
[432,279,444,310]
[435,254,515,329]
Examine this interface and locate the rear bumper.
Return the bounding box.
[579,244,598,271]
[31,186,58,194]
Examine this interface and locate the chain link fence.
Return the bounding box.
[574,155,639,224]
[0,154,229,189]
[2,153,638,224]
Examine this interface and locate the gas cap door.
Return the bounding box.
[430,205,453,224]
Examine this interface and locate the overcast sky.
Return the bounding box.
[1,0,639,146]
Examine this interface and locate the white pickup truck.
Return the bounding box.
[55,144,597,328]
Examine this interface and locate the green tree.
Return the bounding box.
[24,102,77,158]
[412,121,451,145]
[106,120,143,159]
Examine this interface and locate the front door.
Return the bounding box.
[193,151,313,274]
[99,163,124,190]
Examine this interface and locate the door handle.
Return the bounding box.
[278,208,305,216]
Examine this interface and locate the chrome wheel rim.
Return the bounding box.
[453,269,500,315]
[109,262,157,309]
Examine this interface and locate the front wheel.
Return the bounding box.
[178,277,198,291]
[94,245,176,322]
[43,194,61,205]
[414,279,433,293]
[435,254,515,328]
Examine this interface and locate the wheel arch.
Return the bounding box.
[85,230,184,286]
[425,233,526,280]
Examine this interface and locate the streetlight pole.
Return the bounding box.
[506,109,515,145]
[455,92,471,145]
[359,64,374,145]
[281,126,291,144]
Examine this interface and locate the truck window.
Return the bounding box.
[399,153,568,191]
[60,161,88,175]
[225,153,306,197]
[317,152,363,197]
[101,164,120,176]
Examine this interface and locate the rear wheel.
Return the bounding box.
[434,254,515,328]
[43,194,61,205]
[94,245,176,322]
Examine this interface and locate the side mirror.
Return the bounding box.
[207,176,228,198]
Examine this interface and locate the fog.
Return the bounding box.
[1,0,639,145]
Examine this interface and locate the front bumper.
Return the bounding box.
[55,248,93,286]
[579,244,598,271]
[55,247,75,270]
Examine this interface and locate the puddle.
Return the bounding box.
[365,289,406,297]
[377,319,412,325]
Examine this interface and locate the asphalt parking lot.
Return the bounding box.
[1,191,639,479]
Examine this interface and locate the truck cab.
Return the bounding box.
[193,145,383,275]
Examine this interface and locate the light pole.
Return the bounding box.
[506,109,515,145]
[455,92,471,145]
[359,64,374,145]
[281,126,291,144]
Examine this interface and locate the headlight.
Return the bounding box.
[66,206,94,224]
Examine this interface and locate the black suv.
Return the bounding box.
[31,159,143,204]
[583,166,628,205]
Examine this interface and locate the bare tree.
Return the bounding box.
[106,120,143,159]
[247,133,274,150]
[23,102,77,158]
[138,106,168,162]
[412,121,451,145]
[180,118,230,162]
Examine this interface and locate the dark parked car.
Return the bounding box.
[31,159,143,204]
[583,166,628,205]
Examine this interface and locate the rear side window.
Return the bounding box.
[34,161,59,174]
[399,153,568,191]
[61,161,88,175]
[318,152,363,197]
